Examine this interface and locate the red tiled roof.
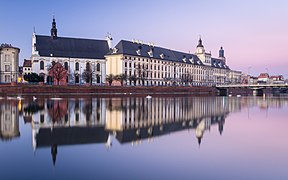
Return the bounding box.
[23,59,32,67]
[258,73,269,78]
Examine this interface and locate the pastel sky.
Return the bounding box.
[1,0,287,78]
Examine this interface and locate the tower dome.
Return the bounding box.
[197,38,204,48]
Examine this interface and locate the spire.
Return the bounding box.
[51,16,58,39]
[197,137,202,146]
[51,144,58,166]
[197,37,204,48]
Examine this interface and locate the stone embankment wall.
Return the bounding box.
[0,84,217,97]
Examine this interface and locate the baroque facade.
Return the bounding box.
[31,17,241,86]
[106,39,241,86]
[31,18,110,84]
[0,44,20,83]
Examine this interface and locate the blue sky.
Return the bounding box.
[1,0,288,77]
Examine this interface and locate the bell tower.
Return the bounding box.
[196,37,205,54]
[51,16,58,39]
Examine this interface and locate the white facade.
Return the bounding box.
[31,33,107,84]
[23,66,32,75]
[106,39,242,86]
[0,44,20,83]
[31,55,106,84]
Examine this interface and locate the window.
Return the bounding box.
[5,75,10,82]
[64,62,68,70]
[125,62,127,67]
[96,63,101,71]
[75,62,79,71]
[40,61,44,70]
[75,75,80,83]
[40,114,45,123]
[86,62,90,71]
[75,113,79,122]
[97,75,101,83]
[4,55,10,62]
[5,65,10,72]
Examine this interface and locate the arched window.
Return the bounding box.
[64,62,69,70]
[75,62,79,71]
[75,75,80,83]
[40,61,44,70]
[86,62,90,71]
[97,75,101,84]
[96,63,101,72]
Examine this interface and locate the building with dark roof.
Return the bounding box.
[22,59,32,75]
[31,17,111,84]
[106,38,241,86]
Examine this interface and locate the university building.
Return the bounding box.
[0,43,20,83]
[31,17,110,84]
[31,17,241,86]
[106,39,241,86]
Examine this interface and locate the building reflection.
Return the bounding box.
[1,95,288,164]
[0,99,20,141]
[28,97,232,164]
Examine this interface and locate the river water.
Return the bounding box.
[0,96,287,180]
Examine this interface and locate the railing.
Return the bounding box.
[217,83,288,88]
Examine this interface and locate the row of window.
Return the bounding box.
[39,61,102,71]
[124,63,217,76]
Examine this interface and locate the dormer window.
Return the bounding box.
[112,48,118,54]
[160,53,164,59]
[189,57,194,63]
[218,63,222,68]
[197,60,201,65]
[148,49,153,57]
[182,58,187,63]
[136,49,141,55]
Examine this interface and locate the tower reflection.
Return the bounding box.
[30,97,231,163]
[1,95,288,165]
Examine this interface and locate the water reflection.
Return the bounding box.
[0,100,20,140]
[1,96,288,165]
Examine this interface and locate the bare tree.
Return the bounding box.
[129,75,138,86]
[48,62,67,85]
[180,73,193,86]
[82,62,93,84]
[136,63,148,86]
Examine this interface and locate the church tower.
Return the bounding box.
[51,16,58,39]
[32,28,38,55]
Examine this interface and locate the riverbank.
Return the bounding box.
[0,84,217,97]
